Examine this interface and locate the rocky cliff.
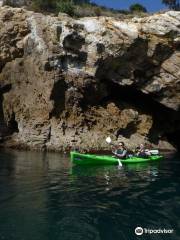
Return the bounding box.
[0,6,180,151]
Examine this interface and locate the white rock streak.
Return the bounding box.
[77,18,105,33]
[27,15,47,53]
[112,21,139,39]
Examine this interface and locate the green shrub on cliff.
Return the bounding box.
[31,0,90,12]
[56,1,75,16]
[129,3,147,13]
[31,0,88,15]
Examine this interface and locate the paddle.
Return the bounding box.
[106,137,112,144]
[148,150,159,155]
[106,137,122,167]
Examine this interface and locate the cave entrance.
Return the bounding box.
[99,79,180,150]
[0,84,19,138]
[94,37,178,149]
[0,84,11,138]
[8,112,19,134]
[0,94,8,139]
[49,79,68,118]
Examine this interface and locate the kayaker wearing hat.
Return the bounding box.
[112,141,127,159]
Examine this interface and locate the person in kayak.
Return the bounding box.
[136,144,151,158]
[112,142,127,159]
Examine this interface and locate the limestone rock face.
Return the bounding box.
[0,6,179,151]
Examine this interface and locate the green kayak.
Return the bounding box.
[70,152,163,166]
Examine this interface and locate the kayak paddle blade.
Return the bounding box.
[149,150,159,155]
[106,137,112,144]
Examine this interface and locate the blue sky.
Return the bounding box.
[91,0,168,12]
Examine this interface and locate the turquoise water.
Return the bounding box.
[0,150,179,240]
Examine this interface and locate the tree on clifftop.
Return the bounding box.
[162,0,180,10]
[129,3,147,13]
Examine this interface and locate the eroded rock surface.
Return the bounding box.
[0,6,179,151]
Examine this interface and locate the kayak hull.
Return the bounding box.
[70,152,163,166]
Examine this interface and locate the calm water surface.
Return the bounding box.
[0,150,179,240]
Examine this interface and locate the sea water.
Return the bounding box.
[0,150,179,240]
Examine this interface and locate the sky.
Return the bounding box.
[91,0,168,12]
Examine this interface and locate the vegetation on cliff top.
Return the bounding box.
[3,0,180,17]
[129,3,147,13]
[28,0,148,17]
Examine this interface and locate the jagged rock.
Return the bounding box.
[0,6,179,151]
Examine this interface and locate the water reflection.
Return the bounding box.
[70,162,160,183]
